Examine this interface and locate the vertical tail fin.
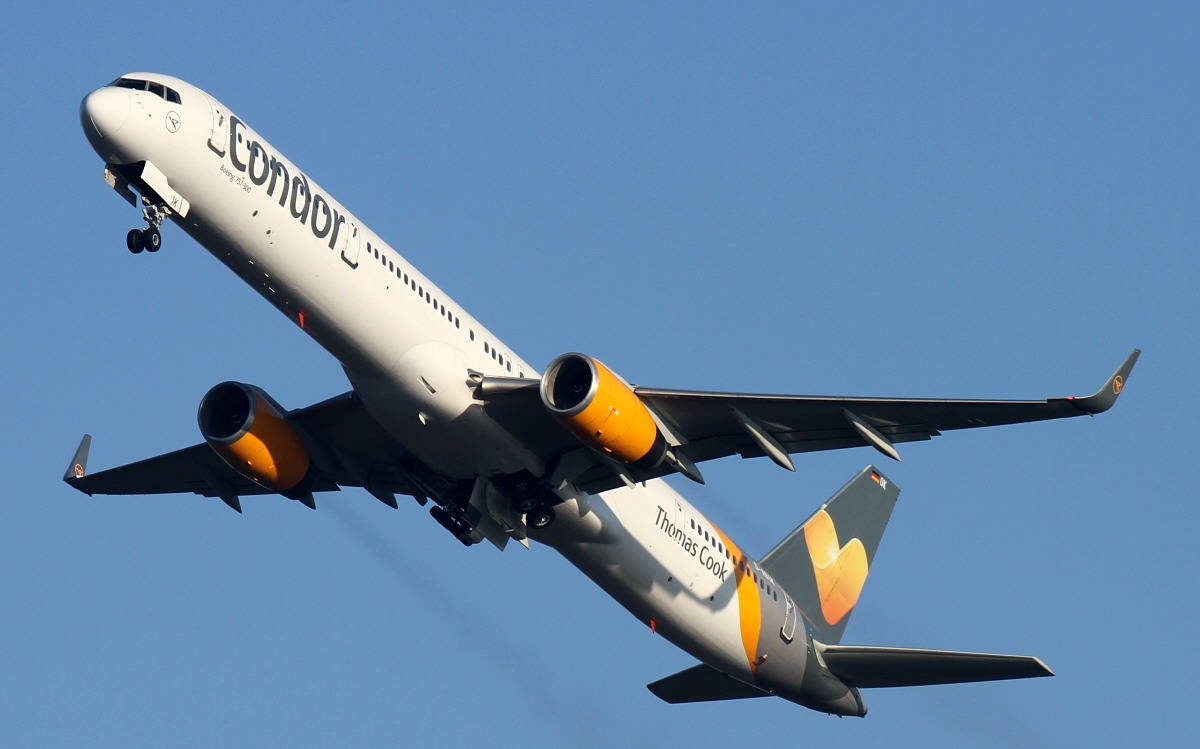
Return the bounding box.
[759,465,900,644]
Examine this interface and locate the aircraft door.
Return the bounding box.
[206,95,228,157]
[340,221,361,268]
[781,594,797,643]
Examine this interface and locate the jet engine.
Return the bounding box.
[540,353,667,469]
[198,381,312,496]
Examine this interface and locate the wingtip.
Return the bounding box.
[1075,348,1139,414]
[1033,656,1055,677]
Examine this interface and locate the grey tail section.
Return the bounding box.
[646,664,771,704]
[759,465,901,644]
[818,644,1053,687]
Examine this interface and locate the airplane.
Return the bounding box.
[68,72,1138,716]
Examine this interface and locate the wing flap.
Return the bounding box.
[819,644,1053,688]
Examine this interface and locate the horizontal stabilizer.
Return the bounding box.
[647,664,770,704]
[819,644,1053,688]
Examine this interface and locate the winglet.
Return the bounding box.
[63,434,93,488]
[1070,348,1140,414]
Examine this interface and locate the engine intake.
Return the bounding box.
[198,382,312,496]
[540,353,666,468]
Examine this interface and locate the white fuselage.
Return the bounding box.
[81,74,807,694]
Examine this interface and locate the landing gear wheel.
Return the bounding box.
[528,505,555,530]
[515,495,539,514]
[126,229,144,253]
[143,228,161,252]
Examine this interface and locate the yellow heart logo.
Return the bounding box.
[803,509,869,625]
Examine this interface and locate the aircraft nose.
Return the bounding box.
[80,87,130,154]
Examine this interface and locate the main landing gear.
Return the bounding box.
[125,201,170,254]
[526,504,556,530]
[430,505,477,547]
[491,471,558,531]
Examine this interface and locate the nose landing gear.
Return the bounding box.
[125,227,161,253]
[126,201,170,254]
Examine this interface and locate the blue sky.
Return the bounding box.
[2,2,1195,746]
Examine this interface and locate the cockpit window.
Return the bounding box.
[109,77,183,104]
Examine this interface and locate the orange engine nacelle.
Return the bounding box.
[540,353,667,469]
[197,382,312,496]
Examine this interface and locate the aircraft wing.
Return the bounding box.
[64,391,428,511]
[65,439,295,499]
[638,347,1139,462]
[481,349,1139,493]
